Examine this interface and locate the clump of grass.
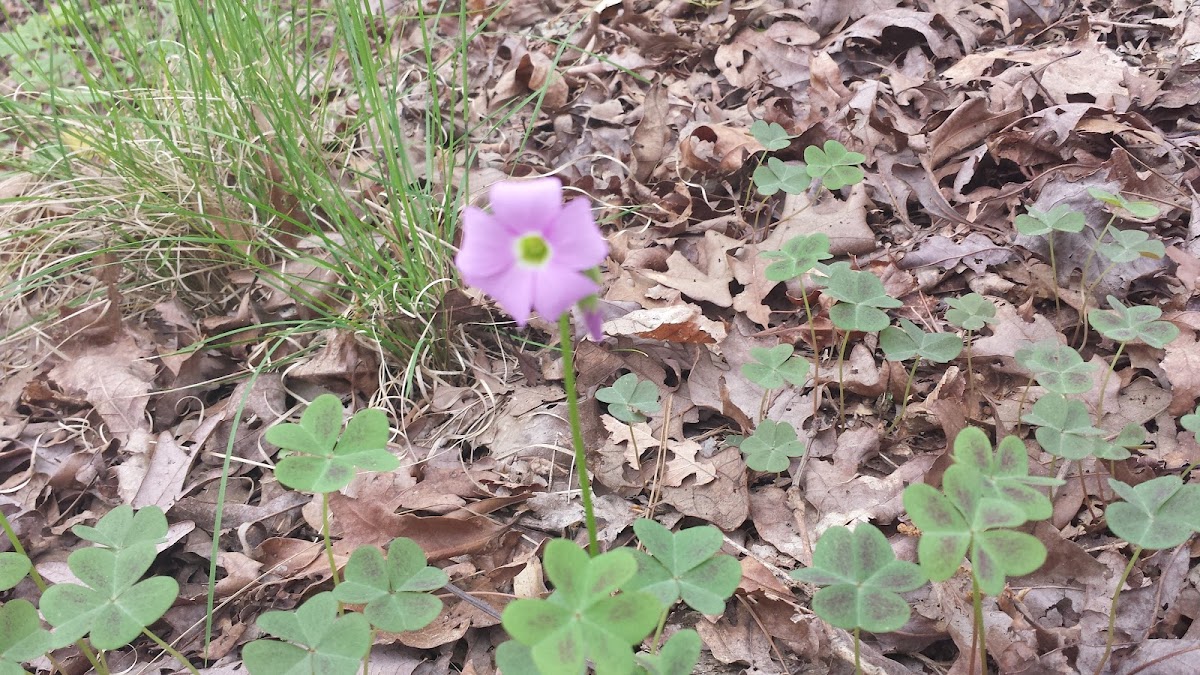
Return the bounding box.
[0,0,504,399]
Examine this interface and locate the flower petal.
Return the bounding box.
[579,305,604,341]
[532,268,599,322]
[544,197,608,270]
[488,177,562,235]
[457,206,517,280]
[477,266,537,325]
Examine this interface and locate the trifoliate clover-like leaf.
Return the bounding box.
[740,420,805,472]
[1106,476,1200,550]
[879,319,964,364]
[1014,340,1098,395]
[950,427,1059,522]
[1088,188,1160,220]
[624,519,741,615]
[749,120,792,151]
[635,629,702,675]
[1014,204,1086,236]
[596,373,662,424]
[266,394,398,493]
[753,157,810,196]
[945,293,997,332]
[741,344,810,390]
[759,233,832,282]
[1097,229,1165,263]
[72,504,167,550]
[1021,393,1105,461]
[790,523,925,633]
[824,266,902,333]
[39,542,179,650]
[1182,404,1200,435]
[243,592,371,675]
[502,540,660,675]
[1089,424,1143,461]
[804,140,866,190]
[1088,296,1179,348]
[333,538,448,633]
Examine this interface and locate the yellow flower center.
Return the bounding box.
[515,233,551,266]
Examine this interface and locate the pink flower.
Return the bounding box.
[456,177,608,326]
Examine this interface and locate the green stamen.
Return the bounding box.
[516,234,551,266]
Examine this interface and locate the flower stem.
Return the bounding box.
[560,314,600,557]
[1095,546,1142,675]
[853,626,862,675]
[322,492,339,586]
[972,574,987,675]
[1096,341,1125,423]
[142,628,201,675]
[0,510,105,674]
[887,359,920,434]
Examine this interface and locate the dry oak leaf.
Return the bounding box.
[679,124,764,175]
[767,184,875,255]
[641,231,739,306]
[714,22,819,89]
[660,446,749,530]
[602,303,727,344]
[659,436,717,487]
[1162,329,1200,415]
[48,335,156,440]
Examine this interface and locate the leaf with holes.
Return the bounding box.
[760,233,832,282]
[266,394,398,493]
[742,345,810,390]
[1021,394,1105,461]
[950,427,1060,522]
[739,420,805,472]
[804,140,866,190]
[1088,296,1179,348]
[790,523,925,633]
[1014,340,1099,395]
[749,120,792,151]
[333,538,448,633]
[502,540,660,675]
[596,373,662,424]
[753,157,810,196]
[945,293,997,332]
[623,519,741,615]
[242,592,371,675]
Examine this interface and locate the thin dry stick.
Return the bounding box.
[645,394,674,520]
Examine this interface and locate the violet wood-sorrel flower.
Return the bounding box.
[456,177,607,329]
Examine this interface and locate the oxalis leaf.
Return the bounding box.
[791,523,925,633]
[739,420,805,473]
[950,427,1060,522]
[501,539,660,675]
[944,293,997,332]
[749,120,792,151]
[753,157,809,196]
[1014,204,1085,236]
[266,394,398,493]
[635,629,702,675]
[759,233,832,282]
[742,344,810,390]
[903,466,1046,596]
[1097,229,1164,263]
[73,504,167,550]
[1014,340,1098,395]
[332,538,448,633]
[824,264,901,333]
[1021,393,1105,461]
[0,599,62,674]
[1088,296,1179,348]
[0,552,31,591]
[40,542,178,650]
[596,373,661,424]
[1088,187,1160,220]
[243,592,371,675]
[804,140,866,190]
[1106,476,1200,550]
[623,519,741,615]
[879,319,963,364]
